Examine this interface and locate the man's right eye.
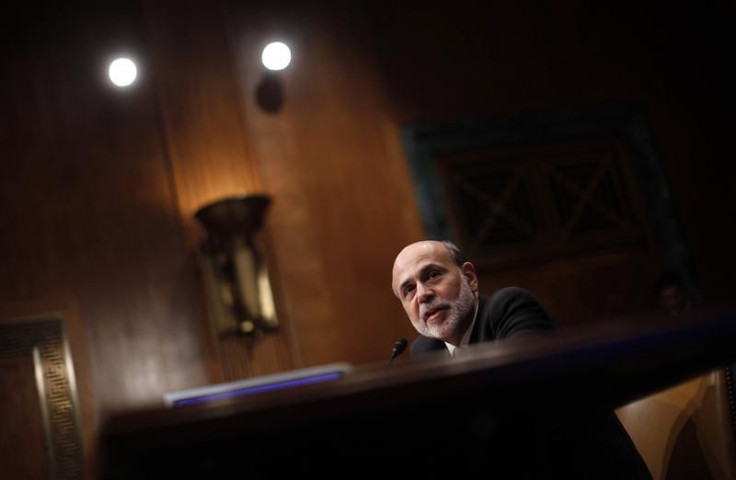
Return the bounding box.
[403,285,415,298]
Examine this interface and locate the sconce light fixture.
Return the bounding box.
[261,41,291,71]
[256,41,291,113]
[195,194,279,337]
[108,57,138,87]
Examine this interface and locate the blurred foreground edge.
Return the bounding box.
[100,306,736,478]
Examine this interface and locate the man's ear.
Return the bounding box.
[461,262,479,292]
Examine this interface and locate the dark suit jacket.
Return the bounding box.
[408,287,651,479]
[410,286,555,357]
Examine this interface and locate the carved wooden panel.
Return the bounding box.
[439,155,540,250]
[544,146,631,238]
[0,315,83,479]
[437,138,644,268]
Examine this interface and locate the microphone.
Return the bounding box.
[386,338,408,368]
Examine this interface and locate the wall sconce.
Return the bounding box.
[256,41,291,113]
[195,194,279,337]
[255,73,285,113]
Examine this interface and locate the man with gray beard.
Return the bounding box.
[391,240,651,479]
[391,240,555,357]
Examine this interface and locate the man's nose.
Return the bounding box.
[416,283,434,303]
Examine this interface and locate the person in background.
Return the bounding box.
[656,272,693,318]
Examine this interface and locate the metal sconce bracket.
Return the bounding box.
[195,194,279,338]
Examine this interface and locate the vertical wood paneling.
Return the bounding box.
[227,4,423,366]
[142,0,263,222]
[0,356,49,479]
[1,3,213,467]
[142,0,297,379]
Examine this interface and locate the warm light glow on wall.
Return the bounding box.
[108,58,138,87]
[261,42,291,71]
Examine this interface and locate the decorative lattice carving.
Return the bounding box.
[544,150,627,237]
[443,162,537,250]
[438,139,640,263]
[0,316,83,479]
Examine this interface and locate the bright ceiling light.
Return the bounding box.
[261,42,291,71]
[108,58,137,87]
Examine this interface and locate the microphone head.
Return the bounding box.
[392,338,408,356]
[387,338,408,367]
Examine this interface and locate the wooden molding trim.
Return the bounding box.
[0,314,84,479]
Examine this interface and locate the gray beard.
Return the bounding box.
[422,281,476,343]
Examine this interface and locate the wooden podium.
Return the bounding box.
[100,308,736,479]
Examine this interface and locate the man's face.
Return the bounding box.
[391,241,478,345]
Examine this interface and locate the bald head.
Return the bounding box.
[392,241,455,296]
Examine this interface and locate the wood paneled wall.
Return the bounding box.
[0,355,49,479]
[141,0,298,383]
[226,2,423,366]
[2,0,735,476]
[1,2,214,472]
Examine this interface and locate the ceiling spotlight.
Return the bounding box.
[261,42,291,71]
[108,58,137,87]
